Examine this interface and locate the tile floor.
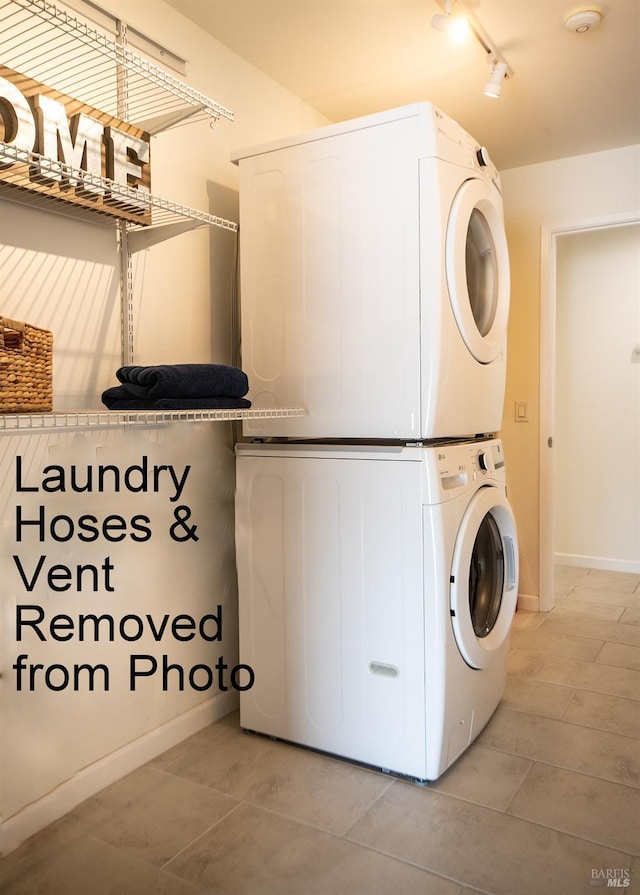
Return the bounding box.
[1,566,638,894]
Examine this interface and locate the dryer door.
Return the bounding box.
[450,486,518,670]
[446,178,510,364]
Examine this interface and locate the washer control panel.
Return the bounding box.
[428,439,507,501]
[472,441,505,476]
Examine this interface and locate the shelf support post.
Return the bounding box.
[114,16,134,366]
[118,222,135,365]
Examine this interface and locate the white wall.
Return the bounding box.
[0,0,329,854]
[555,224,640,572]
[500,145,640,604]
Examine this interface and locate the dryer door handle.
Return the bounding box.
[504,536,517,592]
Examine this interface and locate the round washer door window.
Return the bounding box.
[450,487,518,669]
[446,178,510,365]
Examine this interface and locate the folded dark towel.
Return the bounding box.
[101,386,252,411]
[115,364,249,400]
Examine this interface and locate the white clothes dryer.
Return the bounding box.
[235,438,519,781]
[232,103,510,440]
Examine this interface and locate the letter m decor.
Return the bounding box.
[0,64,152,225]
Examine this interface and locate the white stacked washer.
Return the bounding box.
[235,439,518,781]
[232,102,510,440]
[232,103,519,780]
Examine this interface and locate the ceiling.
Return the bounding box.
[163,0,639,170]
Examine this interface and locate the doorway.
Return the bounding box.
[539,213,640,612]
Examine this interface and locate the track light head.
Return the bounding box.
[431,12,450,32]
[431,1,470,41]
[483,60,508,98]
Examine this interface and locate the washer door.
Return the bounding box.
[450,486,518,670]
[446,178,510,365]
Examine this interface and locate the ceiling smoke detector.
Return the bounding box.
[564,7,603,33]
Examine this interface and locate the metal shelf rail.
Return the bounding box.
[0,407,307,433]
[0,141,238,235]
[0,0,234,132]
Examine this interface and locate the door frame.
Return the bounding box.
[538,210,640,612]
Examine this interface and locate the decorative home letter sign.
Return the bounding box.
[0,65,152,225]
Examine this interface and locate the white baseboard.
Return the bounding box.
[517,593,541,613]
[555,553,640,574]
[0,690,238,857]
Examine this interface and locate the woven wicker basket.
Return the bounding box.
[0,316,53,413]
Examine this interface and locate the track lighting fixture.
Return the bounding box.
[431,0,513,98]
[483,60,508,98]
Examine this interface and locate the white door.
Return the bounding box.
[445,178,511,364]
[449,486,518,669]
[555,224,640,573]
